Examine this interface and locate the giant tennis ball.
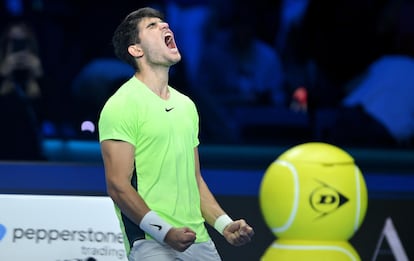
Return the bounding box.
[259,142,367,241]
[261,239,361,261]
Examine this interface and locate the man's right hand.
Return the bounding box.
[164,227,196,252]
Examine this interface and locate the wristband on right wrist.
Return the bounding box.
[139,210,173,244]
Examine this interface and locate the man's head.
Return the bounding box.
[112,7,180,71]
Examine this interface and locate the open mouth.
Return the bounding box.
[164,34,176,49]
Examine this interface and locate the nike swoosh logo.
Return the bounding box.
[150,224,162,230]
[165,107,174,112]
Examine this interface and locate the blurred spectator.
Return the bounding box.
[320,0,414,148]
[71,58,134,139]
[325,55,414,148]
[274,0,309,54]
[193,2,286,143]
[282,0,392,114]
[273,0,312,113]
[0,20,45,160]
[164,0,212,86]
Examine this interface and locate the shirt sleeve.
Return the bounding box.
[98,96,138,146]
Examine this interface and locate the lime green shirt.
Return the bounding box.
[99,76,210,249]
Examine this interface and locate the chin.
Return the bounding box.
[171,54,182,65]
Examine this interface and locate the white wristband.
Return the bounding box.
[139,211,173,244]
[214,214,233,235]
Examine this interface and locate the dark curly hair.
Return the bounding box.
[112,7,164,71]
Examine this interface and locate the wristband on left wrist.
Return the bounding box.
[214,214,233,235]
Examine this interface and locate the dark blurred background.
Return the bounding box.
[0,1,413,260]
[1,0,413,155]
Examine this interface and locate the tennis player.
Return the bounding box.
[98,7,254,261]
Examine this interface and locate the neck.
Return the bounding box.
[135,67,170,99]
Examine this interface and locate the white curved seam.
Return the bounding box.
[272,160,299,233]
[271,242,357,261]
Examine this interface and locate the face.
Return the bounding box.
[135,17,181,67]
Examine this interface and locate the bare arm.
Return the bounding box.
[194,147,226,225]
[101,139,150,224]
[194,147,254,246]
[101,139,196,251]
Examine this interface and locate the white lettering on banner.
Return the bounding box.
[0,194,128,261]
[372,217,409,261]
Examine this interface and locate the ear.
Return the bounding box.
[128,44,143,58]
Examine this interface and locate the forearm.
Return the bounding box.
[194,147,231,228]
[197,175,227,226]
[198,176,255,245]
[101,140,177,245]
[107,182,150,225]
[108,182,178,246]
[101,140,149,225]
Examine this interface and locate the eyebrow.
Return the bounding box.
[144,18,163,29]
